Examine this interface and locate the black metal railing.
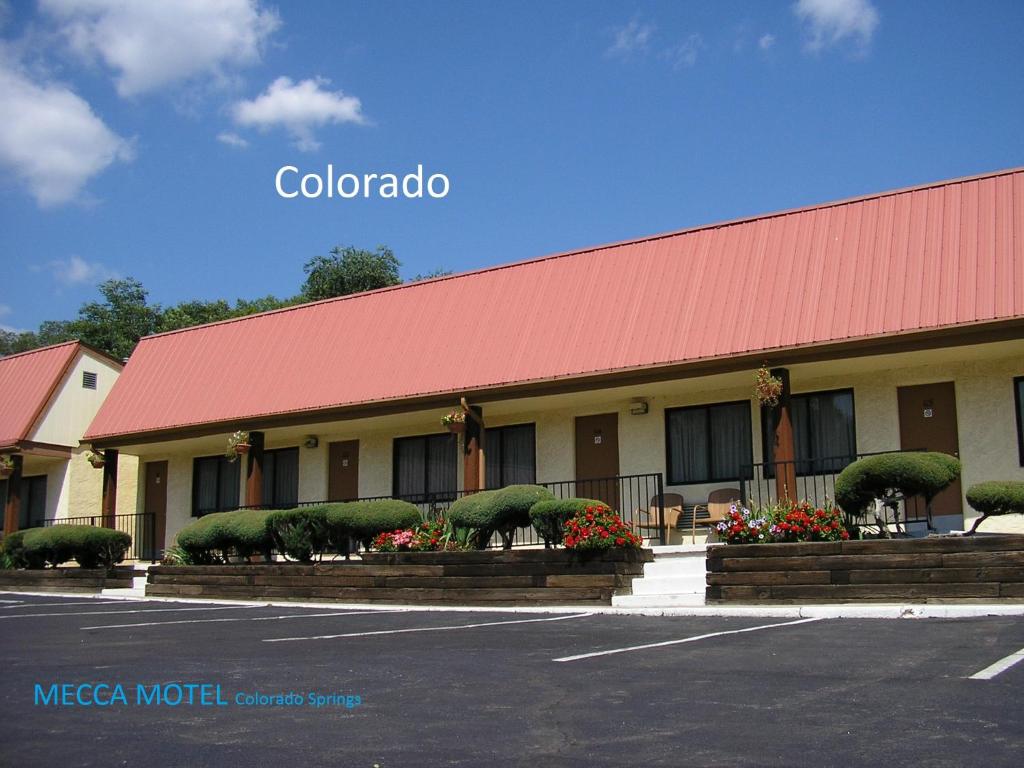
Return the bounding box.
[236,472,668,547]
[739,450,929,528]
[36,512,157,563]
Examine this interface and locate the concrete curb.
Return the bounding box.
[3,589,1024,619]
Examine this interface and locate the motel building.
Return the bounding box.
[64,167,1024,557]
[0,342,139,548]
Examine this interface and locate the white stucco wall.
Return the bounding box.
[123,339,1024,548]
[29,350,123,447]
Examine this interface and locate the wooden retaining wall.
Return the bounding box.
[0,567,135,594]
[147,549,653,606]
[706,535,1024,603]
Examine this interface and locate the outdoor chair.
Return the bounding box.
[636,493,684,545]
[680,488,741,544]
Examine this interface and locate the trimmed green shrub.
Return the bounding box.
[965,481,1024,535]
[449,485,556,549]
[16,525,131,569]
[325,500,422,550]
[835,452,962,518]
[175,510,273,564]
[529,498,607,547]
[266,506,330,562]
[1,530,32,569]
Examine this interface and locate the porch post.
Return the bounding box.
[770,367,798,503]
[3,454,23,534]
[101,449,119,527]
[245,431,265,507]
[463,406,485,492]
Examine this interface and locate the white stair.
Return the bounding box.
[613,552,708,607]
[100,573,148,598]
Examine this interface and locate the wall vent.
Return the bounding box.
[82,371,98,390]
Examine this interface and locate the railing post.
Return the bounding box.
[656,474,665,545]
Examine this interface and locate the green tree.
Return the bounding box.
[71,278,162,360]
[301,245,401,301]
[408,267,454,282]
[159,299,234,333]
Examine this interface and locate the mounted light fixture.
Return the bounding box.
[303,436,319,449]
[629,399,649,416]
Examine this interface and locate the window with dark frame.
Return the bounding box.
[485,424,537,489]
[393,433,457,501]
[1015,376,1024,467]
[665,401,753,485]
[761,388,857,476]
[19,475,47,528]
[191,455,240,517]
[262,447,300,508]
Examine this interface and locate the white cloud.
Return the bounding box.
[793,0,879,52]
[231,76,366,152]
[0,304,26,334]
[662,34,704,70]
[40,0,280,97]
[217,130,249,149]
[607,19,655,57]
[45,255,118,287]
[759,33,777,50]
[0,61,133,207]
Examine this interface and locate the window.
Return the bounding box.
[393,434,457,501]
[191,456,240,516]
[82,371,97,389]
[762,389,856,475]
[485,424,537,488]
[20,475,47,528]
[1015,377,1024,466]
[262,448,300,508]
[666,401,753,484]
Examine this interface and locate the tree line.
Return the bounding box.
[1,246,450,360]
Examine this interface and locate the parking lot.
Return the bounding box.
[1,592,1023,767]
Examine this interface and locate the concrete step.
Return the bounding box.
[612,592,706,608]
[100,587,147,598]
[642,560,707,578]
[630,576,706,596]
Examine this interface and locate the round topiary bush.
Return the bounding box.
[266,507,330,562]
[834,451,962,524]
[449,485,556,549]
[17,525,131,569]
[175,512,232,564]
[1,530,32,569]
[529,498,608,547]
[965,481,1024,535]
[175,510,273,563]
[326,500,422,551]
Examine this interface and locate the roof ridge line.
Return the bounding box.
[136,165,1024,345]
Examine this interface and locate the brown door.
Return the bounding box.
[328,440,360,501]
[897,382,962,520]
[144,461,168,559]
[575,413,620,510]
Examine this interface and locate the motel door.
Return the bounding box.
[574,413,620,511]
[144,461,168,560]
[328,441,360,501]
[897,382,963,522]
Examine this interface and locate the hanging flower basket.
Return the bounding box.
[441,409,466,433]
[0,456,13,478]
[754,366,784,407]
[226,430,251,461]
[86,450,106,469]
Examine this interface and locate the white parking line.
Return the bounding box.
[1,599,142,609]
[0,599,24,604]
[81,609,404,630]
[968,646,1024,680]
[0,605,256,620]
[553,617,825,662]
[265,611,594,643]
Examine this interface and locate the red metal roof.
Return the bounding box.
[86,167,1024,442]
[0,341,81,449]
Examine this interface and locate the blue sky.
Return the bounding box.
[1,0,1022,332]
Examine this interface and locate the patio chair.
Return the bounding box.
[636,493,684,545]
[681,488,741,544]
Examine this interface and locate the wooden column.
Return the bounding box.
[463,406,485,492]
[101,449,119,527]
[3,454,23,535]
[245,431,265,507]
[770,368,798,504]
